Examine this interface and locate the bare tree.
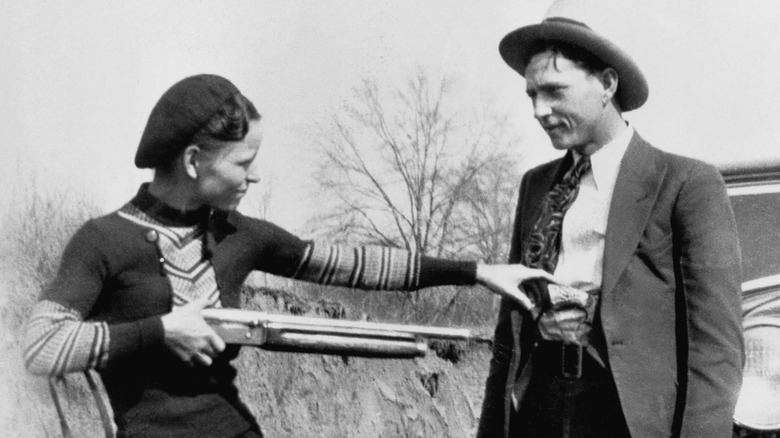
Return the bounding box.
[447,152,520,263]
[309,67,522,262]
[243,182,273,221]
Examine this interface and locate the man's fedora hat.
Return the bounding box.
[499,15,648,111]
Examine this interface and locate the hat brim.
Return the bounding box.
[499,19,648,111]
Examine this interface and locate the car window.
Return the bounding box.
[729,188,780,283]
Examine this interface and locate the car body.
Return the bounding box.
[722,161,780,437]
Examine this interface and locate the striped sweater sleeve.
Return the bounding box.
[290,242,476,290]
[24,300,109,376]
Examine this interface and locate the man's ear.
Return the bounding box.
[182,145,202,180]
[599,67,619,105]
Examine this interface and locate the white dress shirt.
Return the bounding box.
[554,125,634,291]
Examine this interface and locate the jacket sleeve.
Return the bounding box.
[477,297,518,438]
[477,172,532,438]
[675,163,744,437]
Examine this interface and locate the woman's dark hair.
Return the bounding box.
[523,39,609,75]
[195,93,262,143]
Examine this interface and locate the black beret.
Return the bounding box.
[135,74,241,168]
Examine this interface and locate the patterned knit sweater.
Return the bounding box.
[23,184,476,437]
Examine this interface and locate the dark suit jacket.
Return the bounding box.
[477,132,744,438]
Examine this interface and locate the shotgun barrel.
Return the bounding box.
[202,308,479,359]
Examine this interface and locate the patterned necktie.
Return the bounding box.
[523,154,592,273]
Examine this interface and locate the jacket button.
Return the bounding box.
[146,230,158,242]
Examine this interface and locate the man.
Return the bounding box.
[477,10,744,438]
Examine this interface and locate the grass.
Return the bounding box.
[1,185,104,437]
[2,186,101,330]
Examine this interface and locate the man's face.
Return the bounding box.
[524,50,608,152]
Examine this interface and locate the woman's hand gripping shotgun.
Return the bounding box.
[202,308,491,359]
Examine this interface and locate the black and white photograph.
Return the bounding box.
[2,1,780,437]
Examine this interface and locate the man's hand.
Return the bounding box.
[161,299,226,366]
[476,264,555,315]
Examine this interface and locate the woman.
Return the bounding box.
[23,74,550,437]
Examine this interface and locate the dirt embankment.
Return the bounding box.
[238,286,493,438]
[237,342,491,438]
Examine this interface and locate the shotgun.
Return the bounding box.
[202,308,485,359]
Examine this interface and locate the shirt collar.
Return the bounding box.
[130,183,213,227]
[574,124,634,191]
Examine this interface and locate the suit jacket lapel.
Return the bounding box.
[518,153,574,245]
[509,153,572,392]
[601,133,667,298]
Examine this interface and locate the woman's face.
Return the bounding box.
[194,121,262,211]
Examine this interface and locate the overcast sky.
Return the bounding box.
[3,0,780,232]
